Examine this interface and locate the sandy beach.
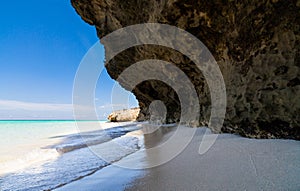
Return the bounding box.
[55,125,300,191]
[1,0,299,191]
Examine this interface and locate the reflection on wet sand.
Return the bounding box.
[142,123,178,149]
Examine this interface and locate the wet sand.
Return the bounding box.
[55,126,300,191]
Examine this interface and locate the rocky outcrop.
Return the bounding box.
[108,107,140,122]
[72,0,300,139]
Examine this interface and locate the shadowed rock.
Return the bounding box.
[72,0,300,139]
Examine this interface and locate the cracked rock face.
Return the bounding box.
[72,0,300,139]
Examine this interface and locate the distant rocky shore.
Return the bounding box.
[107,107,140,122]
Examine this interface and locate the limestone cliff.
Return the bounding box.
[71,0,300,139]
[108,107,140,122]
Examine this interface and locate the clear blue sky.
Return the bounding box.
[0,0,137,120]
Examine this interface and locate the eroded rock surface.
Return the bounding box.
[108,107,140,122]
[72,0,300,139]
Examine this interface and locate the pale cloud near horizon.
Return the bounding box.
[0,99,103,111]
[0,99,116,120]
[0,99,73,111]
[0,99,74,119]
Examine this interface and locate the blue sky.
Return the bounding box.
[0,0,137,120]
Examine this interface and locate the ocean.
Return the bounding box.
[0,120,142,191]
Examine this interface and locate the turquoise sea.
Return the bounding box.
[0,120,140,191]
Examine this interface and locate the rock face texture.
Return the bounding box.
[72,0,300,139]
[108,107,140,122]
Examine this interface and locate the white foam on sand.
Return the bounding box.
[0,148,59,176]
[0,121,137,176]
[55,126,300,191]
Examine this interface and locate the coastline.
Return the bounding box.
[0,120,80,176]
[0,121,141,191]
[55,125,300,191]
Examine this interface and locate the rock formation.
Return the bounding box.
[72,0,300,139]
[108,107,140,122]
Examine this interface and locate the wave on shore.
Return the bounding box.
[0,122,142,191]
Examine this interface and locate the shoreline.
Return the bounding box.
[0,121,140,188]
[55,125,300,191]
[55,162,145,191]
